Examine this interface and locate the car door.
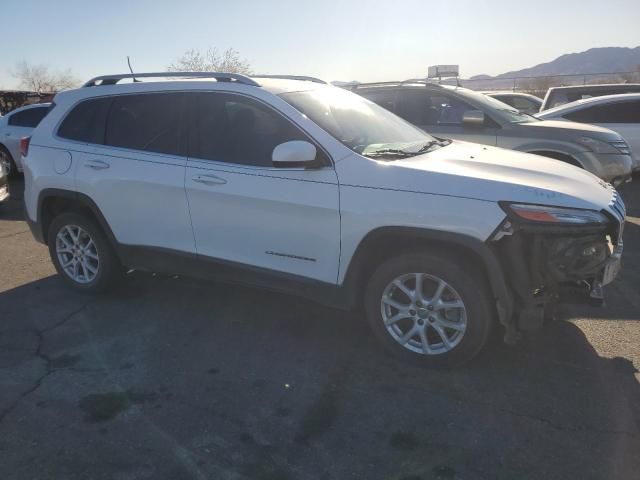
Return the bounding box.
[395,90,498,145]
[71,92,195,254]
[4,105,49,169]
[184,91,340,285]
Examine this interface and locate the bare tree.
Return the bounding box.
[167,47,252,74]
[12,61,79,92]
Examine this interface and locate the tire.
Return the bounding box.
[47,211,121,292]
[0,147,18,178]
[364,252,493,367]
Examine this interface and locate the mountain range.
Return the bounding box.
[466,46,640,90]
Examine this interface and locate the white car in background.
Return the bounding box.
[483,92,542,115]
[536,94,640,172]
[0,103,51,176]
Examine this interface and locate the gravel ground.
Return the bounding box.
[1,178,639,480]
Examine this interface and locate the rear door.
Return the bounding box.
[395,90,498,145]
[184,91,340,284]
[72,92,195,253]
[4,106,49,169]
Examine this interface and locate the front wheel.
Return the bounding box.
[364,252,493,367]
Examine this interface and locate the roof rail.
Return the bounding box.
[253,75,327,84]
[82,72,261,88]
[350,79,444,89]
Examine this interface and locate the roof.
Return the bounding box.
[547,83,640,92]
[538,93,640,117]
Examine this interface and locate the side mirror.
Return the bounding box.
[272,140,319,168]
[462,110,485,128]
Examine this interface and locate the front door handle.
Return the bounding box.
[84,160,110,170]
[192,174,227,185]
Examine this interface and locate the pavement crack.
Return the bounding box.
[0,302,93,426]
[0,230,29,239]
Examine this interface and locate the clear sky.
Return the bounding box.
[1,0,639,88]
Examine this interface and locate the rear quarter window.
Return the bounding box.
[58,97,111,144]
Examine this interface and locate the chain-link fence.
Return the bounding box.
[458,70,640,97]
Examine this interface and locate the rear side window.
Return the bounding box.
[8,106,48,127]
[58,97,111,143]
[104,93,184,156]
[564,100,640,123]
[189,92,309,167]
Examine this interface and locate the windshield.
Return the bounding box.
[280,87,446,158]
[459,88,540,123]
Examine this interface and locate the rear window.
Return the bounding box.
[104,93,184,156]
[8,106,49,128]
[58,97,111,143]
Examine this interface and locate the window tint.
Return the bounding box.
[564,100,640,123]
[8,106,48,128]
[361,90,397,112]
[58,97,111,143]
[190,93,309,167]
[105,93,184,155]
[397,91,477,126]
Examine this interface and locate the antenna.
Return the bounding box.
[127,56,139,82]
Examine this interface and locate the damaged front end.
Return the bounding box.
[489,196,625,340]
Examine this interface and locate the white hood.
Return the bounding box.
[338,141,614,211]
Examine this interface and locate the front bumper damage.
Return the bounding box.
[489,200,625,340]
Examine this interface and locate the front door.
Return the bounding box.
[184,92,341,284]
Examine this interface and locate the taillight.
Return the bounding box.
[20,136,31,157]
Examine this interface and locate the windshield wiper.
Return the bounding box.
[364,148,416,159]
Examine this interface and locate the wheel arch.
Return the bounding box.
[37,188,118,250]
[341,227,514,327]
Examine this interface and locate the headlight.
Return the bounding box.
[574,136,627,154]
[502,203,608,225]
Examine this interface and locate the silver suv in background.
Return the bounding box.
[354,81,633,185]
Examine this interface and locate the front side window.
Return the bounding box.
[8,106,48,128]
[189,92,310,167]
[399,92,477,126]
[104,93,184,156]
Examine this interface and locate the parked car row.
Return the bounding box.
[351,80,634,184]
[17,72,626,366]
[0,102,51,176]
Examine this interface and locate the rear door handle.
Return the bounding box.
[84,159,110,170]
[192,174,227,185]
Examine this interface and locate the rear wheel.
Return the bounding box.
[364,252,493,367]
[47,212,121,292]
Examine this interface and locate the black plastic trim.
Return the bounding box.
[117,244,347,309]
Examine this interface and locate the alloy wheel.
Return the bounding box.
[380,273,467,355]
[55,225,100,284]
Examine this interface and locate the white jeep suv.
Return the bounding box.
[23,72,626,366]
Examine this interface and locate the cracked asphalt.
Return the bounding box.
[1,178,639,480]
